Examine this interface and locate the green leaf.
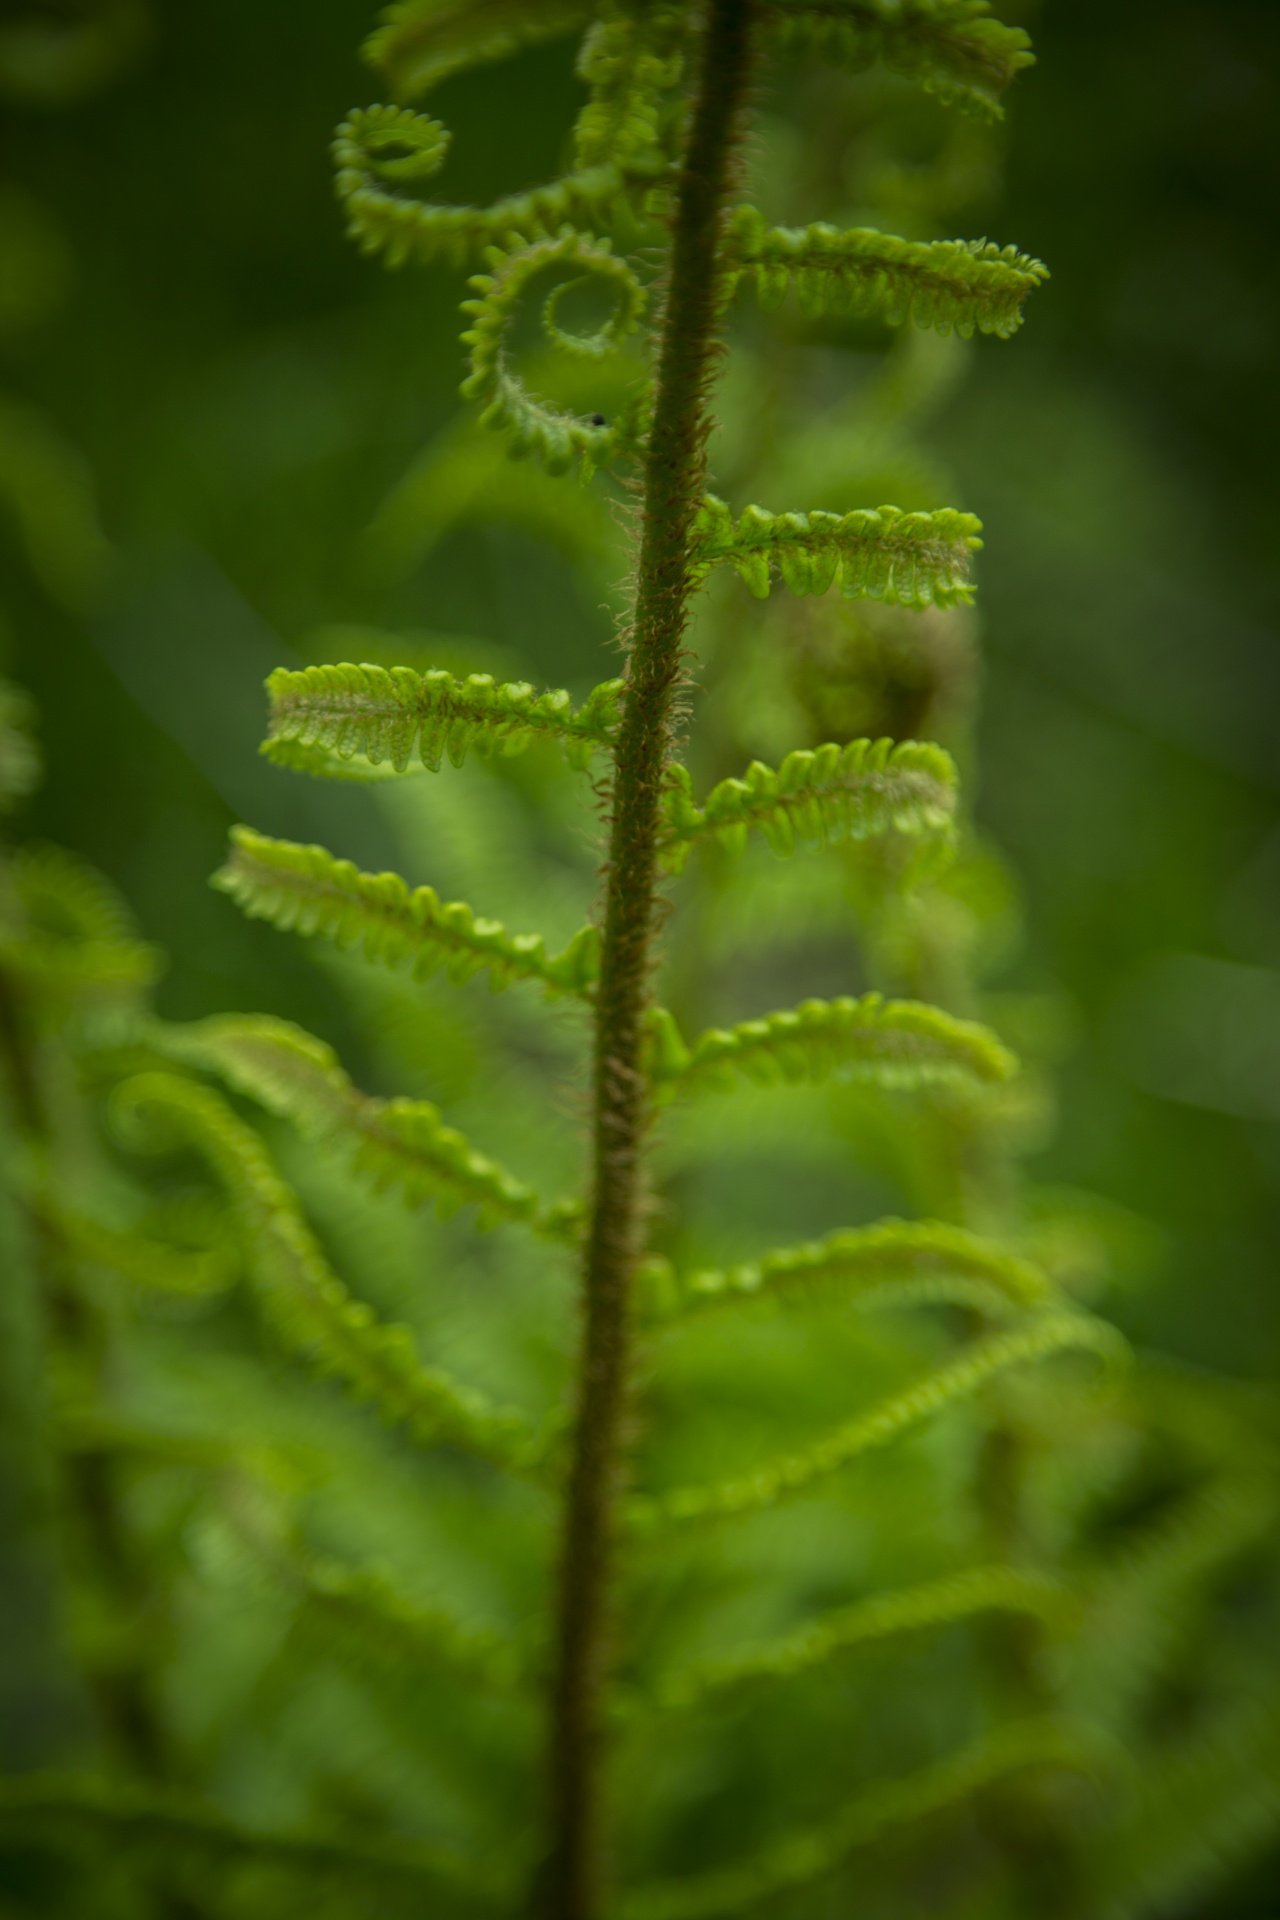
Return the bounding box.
[637,1565,1072,1711]
[646,993,1017,1103]
[111,1073,545,1475]
[620,1719,1104,1920]
[364,0,593,100]
[657,738,957,875]
[150,1012,576,1238]
[662,1217,1053,1322]
[629,1311,1125,1529]
[761,0,1035,121]
[264,659,623,777]
[725,206,1047,336]
[690,494,982,608]
[213,826,600,1001]
[0,843,161,1002]
[0,1773,503,1911]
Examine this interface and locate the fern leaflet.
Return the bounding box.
[365,0,595,100]
[725,205,1047,335]
[150,1013,575,1237]
[112,1073,544,1474]
[630,1311,1125,1528]
[657,738,957,874]
[646,993,1016,1102]
[690,494,982,607]
[263,659,624,777]
[213,826,601,1000]
[761,0,1035,121]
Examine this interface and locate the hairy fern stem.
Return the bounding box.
[546,2,755,1910]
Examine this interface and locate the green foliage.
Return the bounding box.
[657,737,957,873]
[646,992,1016,1100]
[761,0,1035,120]
[690,494,982,606]
[365,0,595,101]
[264,659,624,776]
[725,205,1048,336]
[213,824,601,998]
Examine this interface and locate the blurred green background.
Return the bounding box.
[5,0,1276,1388]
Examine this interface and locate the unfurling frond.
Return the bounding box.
[761,0,1035,121]
[663,1217,1052,1322]
[690,495,982,608]
[264,660,623,777]
[621,1720,1102,1920]
[151,1013,573,1238]
[630,1312,1125,1528]
[290,1551,525,1693]
[641,1565,1071,1711]
[213,826,600,1000]
[646,993,1016,1102]
[365,0,593,100]
[0,678,40,809]
[724,206,1047,336]
[657,738,956,874]
[0,843,161,1001]
[335,103,629,269]
[111,1074,542,1473]
[0,1773,499,1908]
[460,232,649,476]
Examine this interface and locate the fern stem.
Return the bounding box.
[544,4,755,1913]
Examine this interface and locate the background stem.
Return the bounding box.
[543,4,755,1913]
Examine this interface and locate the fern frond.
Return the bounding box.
[641,1565,1072,1711]
[621,1719,1102,1920]
[630,1311,1125,1528]
[724,206,1047,336]
[0,1773,503,1909]
[151,1013,574,1237]
[572,3,689,175]
[0,678,40,809]
[690,494,982,607]
[657,738,957,875]
[647,993,1016,1103]
[364,0,593,100]
[264,659,623,777]
[111,1074,544,1474]
[761,0,1035,121]
[289,1551,526,1693]
[460,232,650,477]
[0,844,161,1000]
[335,104,631,269]
[41,1201,238,1297]
[213,826,600,1001]
[662,1217,1052,1322]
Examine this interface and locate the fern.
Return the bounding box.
[149,1011,575,1236]
[760,0,1035,120]
[263,659,624,776]
[724,205,1048,335]
[657,737,957,873]
[213,825,600,999]
[111,1072,545,1474]
[690,494,982,606]
[365,0,595,101]
[646,992,1016,1100]
[630,1311,1124,1529]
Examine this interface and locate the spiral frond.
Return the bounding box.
[646,993,1016,1103]
[152,1013,573,1238]
[365,0,594,101]
[264,659,623,778]
[0,1772,500,1907]
[760,0,1035,121]
[460,232,650,476]
[621,1719,1103,1919]
[641,1565,1072,1711]
[630,1312,1125,1528]
[690,495,982,608]
[112,1074,543,1473]
[662,1217,1052,1322]
[0,842,161,1002]
[725,206,1048,336]
[213,826,601,1001]
[657,738,957,875]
